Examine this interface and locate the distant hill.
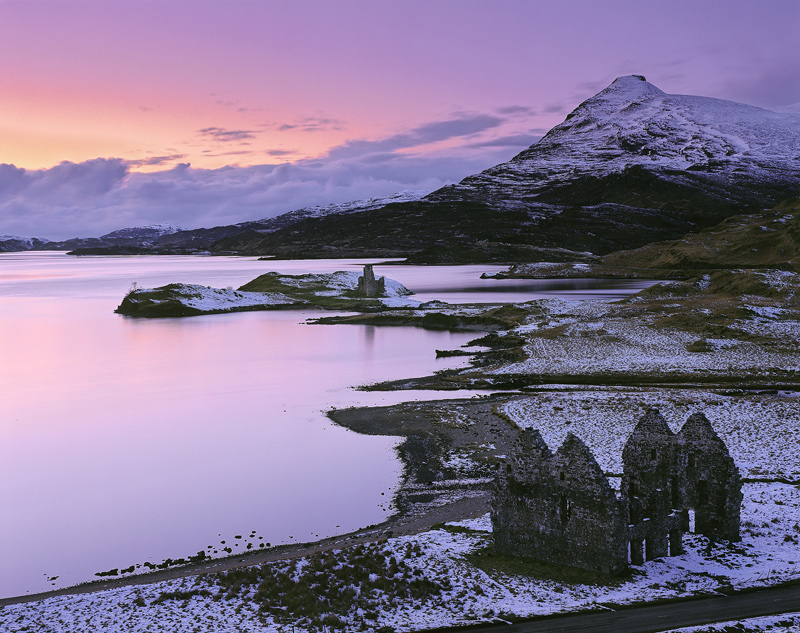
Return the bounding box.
[0,191,428,255]
[601,199,800,272]
[0,235,51,252]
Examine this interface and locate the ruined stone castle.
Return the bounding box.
[491,409,742,575]
[356,264,386,298]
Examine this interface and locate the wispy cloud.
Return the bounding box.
[543,103,567,114]
[198,127,258,142]
[126,154,187,167]
[466,133,543,149]
[273,116,344,133]
[327,113,504,159]
[496,105,538,117]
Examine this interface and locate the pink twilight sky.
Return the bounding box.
[1,0,799,239]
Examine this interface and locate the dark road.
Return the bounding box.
[437,583,800,633]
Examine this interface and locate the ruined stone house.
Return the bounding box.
[492,409,741,574]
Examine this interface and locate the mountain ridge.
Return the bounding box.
[213,75,800,261]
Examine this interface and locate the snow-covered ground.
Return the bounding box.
[490,274,800,380]
[4,481,799,632]
[500,389,800,479]
[124,283,300,312]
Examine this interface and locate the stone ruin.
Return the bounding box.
[357,264,386,298]
[491,409,742,575]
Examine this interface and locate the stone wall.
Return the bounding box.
[492,429,628,575]
[492,408,741,574]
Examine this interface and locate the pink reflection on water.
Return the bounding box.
[0,254,478,597]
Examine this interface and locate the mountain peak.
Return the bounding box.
[565,75,666,123]
[502,73,800,182]
[603,74,664,97]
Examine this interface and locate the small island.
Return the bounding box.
[115,265,418,317]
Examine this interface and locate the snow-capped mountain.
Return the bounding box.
[222,75,800,260]
[431,74,800,211]
[252,190,429,227]
[5,77,799,260]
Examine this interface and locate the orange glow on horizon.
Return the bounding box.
[0,81,373,172]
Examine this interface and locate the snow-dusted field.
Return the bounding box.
[3,481,799,633]
[500,389,800,479]
[492,294,800,380]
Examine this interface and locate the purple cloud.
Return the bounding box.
[0,108,540,240]
[327,113,504,159]
[496,105,538,116]
[274,117,344,133]
[467,133,544,149]
[127,154,188,167]
[198,127,257,142]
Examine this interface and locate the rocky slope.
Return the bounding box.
[600,198,800,272]
[217,75,800,261]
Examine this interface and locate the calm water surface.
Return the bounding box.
[0,253,655,597]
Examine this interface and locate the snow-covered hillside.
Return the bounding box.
[435,75,800,208]
[100,224,185,245]
[0,235,51,252]
[242,75,800,260]
[249,190,429,232]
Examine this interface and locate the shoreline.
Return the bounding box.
[1,394,513,606]
[0,493,490,607]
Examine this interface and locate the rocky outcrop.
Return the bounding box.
[115,270,415,317]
